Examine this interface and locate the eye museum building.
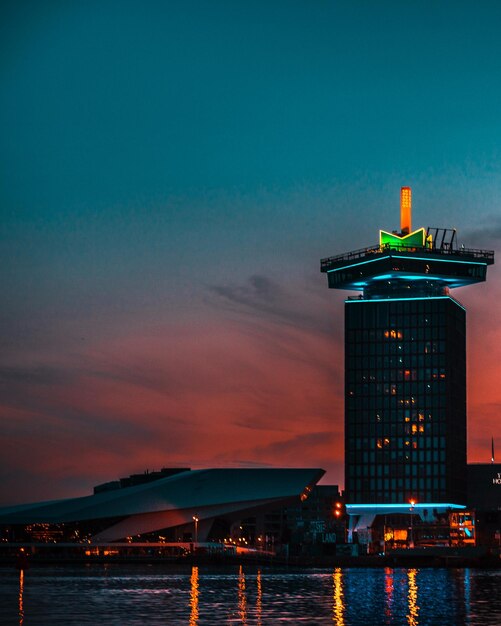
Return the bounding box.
[0,468,327,553]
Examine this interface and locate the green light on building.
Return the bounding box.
[379,227,430,250]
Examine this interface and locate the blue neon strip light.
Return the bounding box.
[346,503,466,510]
[327,252,487,273]
[327,256,386,273]
[345,296,466,311]
[372,273,468,283]
[392,255,487,266]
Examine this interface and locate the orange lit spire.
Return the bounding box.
[400,187,412,235]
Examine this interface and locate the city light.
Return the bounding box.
[379,228,426,250]
[192,516,199,544]
[409,500,416,549]
[400,186,412,234]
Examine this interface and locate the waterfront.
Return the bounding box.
[1,564,500,625]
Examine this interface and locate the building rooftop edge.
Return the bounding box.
[321,243,494,273]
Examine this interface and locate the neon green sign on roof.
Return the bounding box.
[379,228,429,250]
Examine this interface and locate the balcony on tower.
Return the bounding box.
[321,191,494,299]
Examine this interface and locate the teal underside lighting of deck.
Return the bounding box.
[321,243,494,293]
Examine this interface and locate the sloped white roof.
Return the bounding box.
[0,468,325,525]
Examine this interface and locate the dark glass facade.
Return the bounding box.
[344,296,466,505]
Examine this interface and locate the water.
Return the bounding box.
[1,564,500,625]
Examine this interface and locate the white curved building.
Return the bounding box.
[0,468,325,543]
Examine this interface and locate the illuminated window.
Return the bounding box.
[384,329,403,340]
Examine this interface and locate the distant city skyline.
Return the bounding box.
[2,0,501,504]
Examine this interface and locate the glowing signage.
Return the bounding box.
[379,228,427,250]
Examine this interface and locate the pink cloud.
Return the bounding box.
[0,306,345,504]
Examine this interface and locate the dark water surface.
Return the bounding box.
[1,564,500,625]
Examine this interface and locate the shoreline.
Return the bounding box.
[2,551,500,570]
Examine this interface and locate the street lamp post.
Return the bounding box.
[409,500,415,549]
[193,515,199,545]
[383,514,387,555]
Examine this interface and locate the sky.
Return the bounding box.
[1,0,501,505]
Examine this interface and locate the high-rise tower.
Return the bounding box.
[321,189,494,534]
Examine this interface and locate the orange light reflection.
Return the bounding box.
[256,569,262,626]
[407,568,419,626]
[384,567,393,624]
[332,567,345,626]
[189,565,199,626]
[238,565,247,624]
[18,569,24,626]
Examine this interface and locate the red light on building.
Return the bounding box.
[400,186,412,235]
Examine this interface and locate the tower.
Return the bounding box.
[321,189,494,535]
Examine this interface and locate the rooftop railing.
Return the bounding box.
[320,243,494,272]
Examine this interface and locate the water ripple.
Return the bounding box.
[0,565,500,625]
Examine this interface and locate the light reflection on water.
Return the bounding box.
[406,569,419,626]
[238,565,247,625]
[256,569,262,626]
[18,569,24,626]
[189,565,199,625]
[332,567,345,626]
[384,567,393,625]
[0,565,500,625]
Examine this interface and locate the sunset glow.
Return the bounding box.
[2,1,501,505]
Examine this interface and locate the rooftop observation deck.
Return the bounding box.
[320,231,494,293]
[321,242,494,273]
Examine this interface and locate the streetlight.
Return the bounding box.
[334,501,347,543]
[193,516,199,545]
[409,499,416,549]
